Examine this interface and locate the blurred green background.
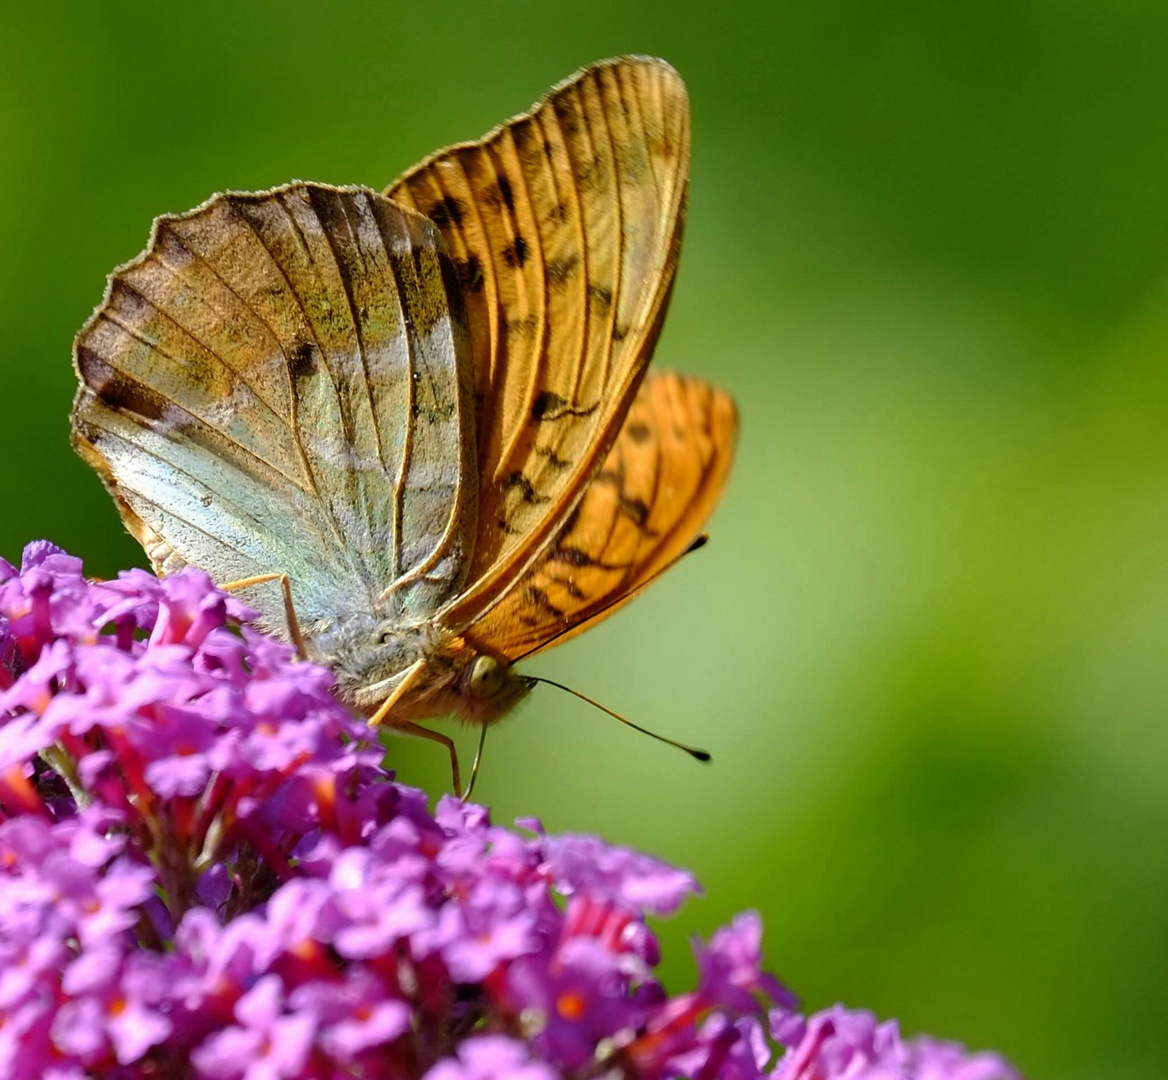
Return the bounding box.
[3,2,1166,1076]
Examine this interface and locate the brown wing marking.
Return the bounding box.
[387,56,690,629]
[463,372,737,662]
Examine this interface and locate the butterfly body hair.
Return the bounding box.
[308,612,532,725]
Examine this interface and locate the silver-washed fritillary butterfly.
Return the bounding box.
[70,57,738,793]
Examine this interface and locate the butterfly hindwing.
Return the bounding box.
[387,57,691,630]
[464,372,738,661]
[71,183,477,629]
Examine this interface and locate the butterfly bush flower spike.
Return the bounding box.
[0,543,1021,1079]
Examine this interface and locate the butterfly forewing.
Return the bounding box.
[71,183,476,628]
[387,57,691,631]
[465,372,738,661]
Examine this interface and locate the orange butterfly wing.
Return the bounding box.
[386,57,690,631]
[464,371,737,662]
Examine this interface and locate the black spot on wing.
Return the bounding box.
[426,196,465,228]
[547,254,580,288]
[531,391,598,422]
[502,236,529,268]
[553,545,594,567]
[559,577,586,600]
[593,468,654,531]
[548,545,625,571]
[587,282,613,311]
[619,496,650,528]
[626,421,652,444]
[532,391,566,419]
[524,584,564,619]
[504,471,549,505]
[534,445,572,469]
[487,176,515,211]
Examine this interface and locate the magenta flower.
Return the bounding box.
[699,911,799,1015]
[0,543,1021,1080]
[423,1035,560,1080]
[770,1006,1020,1080]
[191,975,317,1080]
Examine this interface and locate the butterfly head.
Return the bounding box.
[311,615,533,726]
[400,634,535,726]
[455,650,538,725]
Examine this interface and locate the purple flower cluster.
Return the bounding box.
[0,543,1021,1080]
[770,1008,1017,1080]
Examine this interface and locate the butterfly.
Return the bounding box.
[70,56,738,794]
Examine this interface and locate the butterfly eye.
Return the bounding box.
[468,655,506,699]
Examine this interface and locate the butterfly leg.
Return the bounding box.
[366,658,427,728]
[218,573,307,660]
[395,721,463,799]
[463,723,488,803]
[365,662,462,795]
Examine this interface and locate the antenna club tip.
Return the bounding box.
[691,749,712,763]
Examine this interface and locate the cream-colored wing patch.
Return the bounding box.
[387,56,690,629]
[71,183,476,628]
[464,372,737,662]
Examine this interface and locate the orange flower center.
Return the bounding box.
[556,992,588,1021]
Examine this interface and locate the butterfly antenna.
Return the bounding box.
[529,677,711,763]
[463,723,488,803]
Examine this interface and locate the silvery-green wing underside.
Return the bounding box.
[71,183,476,630]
